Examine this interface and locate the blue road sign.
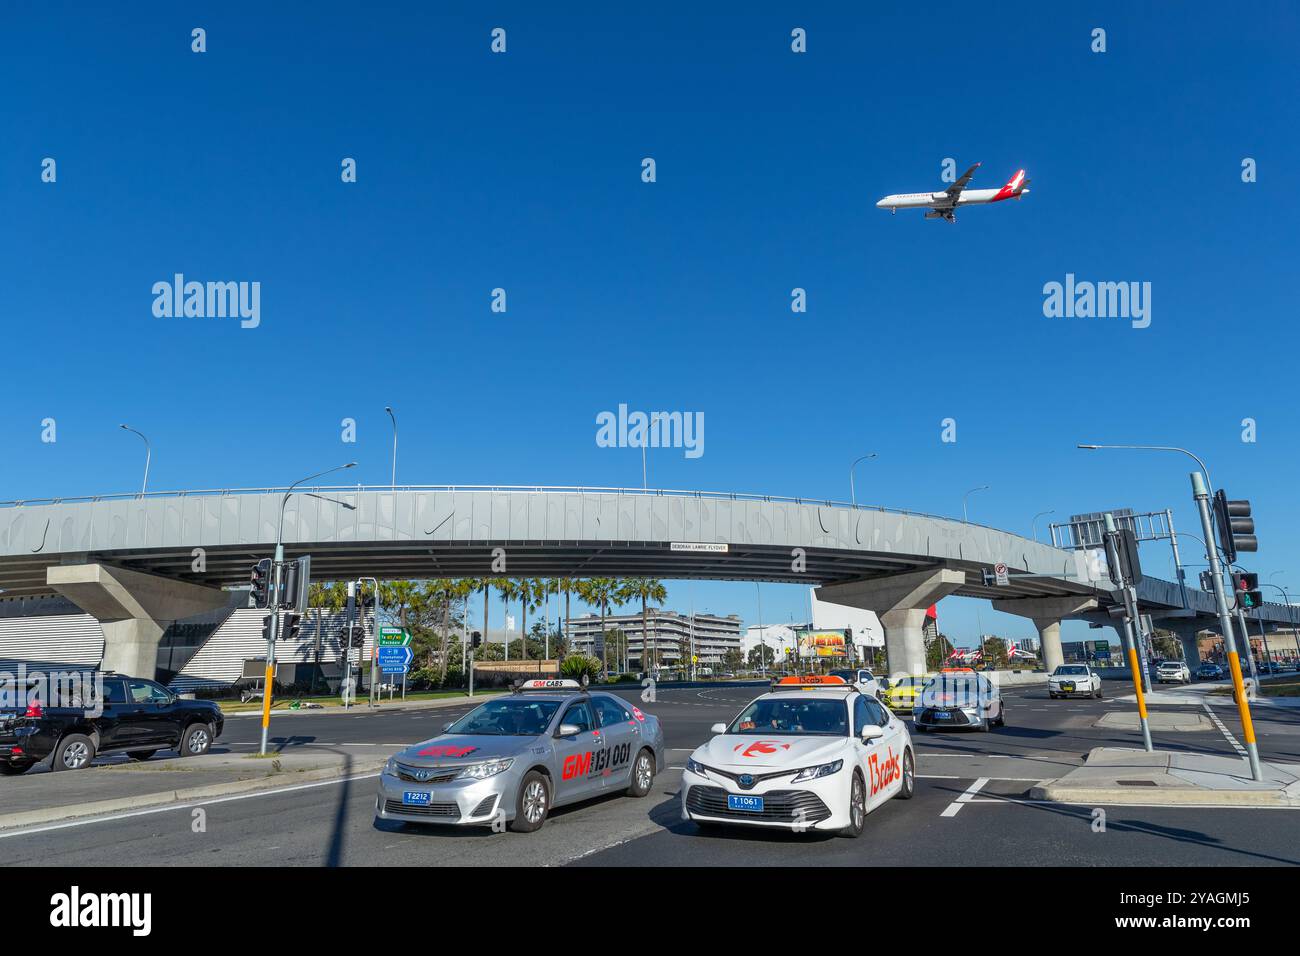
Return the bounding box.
[377,645,413,674]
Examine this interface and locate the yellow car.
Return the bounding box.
[883,674,936,712]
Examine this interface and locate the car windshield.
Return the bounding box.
[893,677,921,688]
[1159,662,1182,669]
[444,698,561,736]
[729,697,848,736]
[1054,666,1088,676]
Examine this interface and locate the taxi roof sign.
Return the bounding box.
[511,677,584,694]
[770,674,851,692]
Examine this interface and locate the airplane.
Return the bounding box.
[1007,641,1039,663]
[876,163,1029,222]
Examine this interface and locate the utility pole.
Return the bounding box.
[1190,472,1262,780]
[1103,513,1152,752]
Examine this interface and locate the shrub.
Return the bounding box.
[559,654,602,683]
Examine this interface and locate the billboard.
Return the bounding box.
[798,630,849,658]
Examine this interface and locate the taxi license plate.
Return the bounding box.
[402,791,432,806]
[1061,683,1075,693]
[934,710,951,719]
[727,794,764,813]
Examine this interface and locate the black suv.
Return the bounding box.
[0,674,223,775]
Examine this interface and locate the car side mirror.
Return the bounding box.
[710,722,727,734]
[557,723,581,737]
[860,725,885,741]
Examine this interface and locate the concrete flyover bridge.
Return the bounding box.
[0,485,1290,678]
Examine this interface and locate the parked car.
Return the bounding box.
[0,673,223,774]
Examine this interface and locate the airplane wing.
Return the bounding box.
[942,162,981,202]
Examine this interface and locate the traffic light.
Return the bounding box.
[279,560,299,611]
[250,559,272,609]
[471,631,482,650]
[282,612,302,643]
[1232,572,1263,610]
[348,625,366,649]
[1213,491,1258,564]
[261,613,275,643]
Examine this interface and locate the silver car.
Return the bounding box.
[375,679,664,833]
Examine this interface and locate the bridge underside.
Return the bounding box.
[0,541,1096,602]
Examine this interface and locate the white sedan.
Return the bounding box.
[1048,664,1103,699]
[681,676,915,837]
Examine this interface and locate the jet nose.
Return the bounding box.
[875,198,886,208]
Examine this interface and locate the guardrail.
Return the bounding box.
[0,483,1014,533]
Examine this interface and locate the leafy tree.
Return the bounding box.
[925,632,956,671]
[748,643,776,669]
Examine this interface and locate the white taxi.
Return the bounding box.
[681,675,915,837]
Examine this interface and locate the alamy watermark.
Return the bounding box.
[152,274,261,329]
[595,403,704,459]
[0,666,105,718]
[1042,273,1151,329]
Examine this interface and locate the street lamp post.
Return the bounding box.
[849,453,877,508]
[384,407,397,489]
[118,424,151,496]
[259,460,358,755]
[962,485,989,523]
[1031,509,1055,542]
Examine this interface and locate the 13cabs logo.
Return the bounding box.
[562,742,632,780]
[867,747,901,796]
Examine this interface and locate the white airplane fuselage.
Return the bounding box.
[875,187,1026,210]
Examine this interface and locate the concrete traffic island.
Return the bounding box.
[0,745,392,832]
[1031,747,1300,807]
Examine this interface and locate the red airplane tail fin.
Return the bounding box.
[992,169,1028,201]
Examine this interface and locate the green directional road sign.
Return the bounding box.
[377,627,412,647]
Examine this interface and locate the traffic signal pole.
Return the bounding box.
[258,544,284,756]
[1103,514,1152,752]
[1190,472,1262,781]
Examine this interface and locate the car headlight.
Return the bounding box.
[686,757,709,777]
[384,756,398,775]
[456,758,513,780]
[791,759,843,783]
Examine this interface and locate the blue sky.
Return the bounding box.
[2,2,1297,644]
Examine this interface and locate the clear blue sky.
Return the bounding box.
[3,2,1297,645]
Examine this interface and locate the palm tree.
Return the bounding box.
[514,578,547,662]
[554,577,579,650]
[307,582,348,692]
[495,578,517,661]
[617,578,668,674]
[577,578,620,675]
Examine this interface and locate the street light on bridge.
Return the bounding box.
[118,424,151,497]
[1031,509,1055,543]
[962,485,989,523]
[384,406,398,489]
[849,453,877,507]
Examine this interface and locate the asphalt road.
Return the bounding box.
[3,683,1298,867]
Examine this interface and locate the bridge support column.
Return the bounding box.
[47,564,228,679]
[990,596,1100,674]
[817,569,965,676]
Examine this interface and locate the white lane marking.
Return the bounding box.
[964,796,1300,811]
[1203,703,1248,756]
[940,777,989,817]
[0,772,382,840]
